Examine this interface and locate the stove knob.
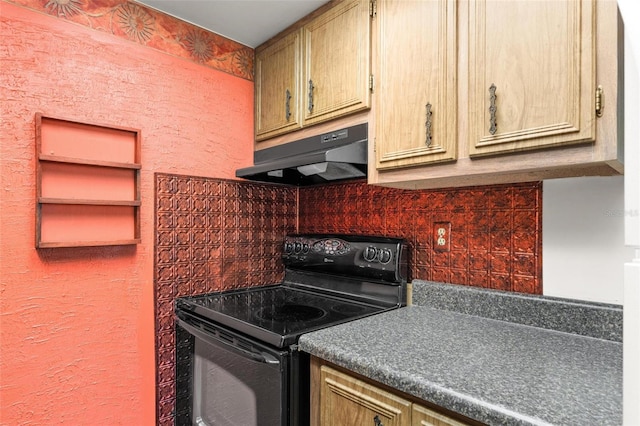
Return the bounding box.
[284,242,293,254]
[294,242,302,253]
[379,248,392,264]
[363,246,378,262]
[302,243,309,253]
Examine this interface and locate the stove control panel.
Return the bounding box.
[282,234,408,283]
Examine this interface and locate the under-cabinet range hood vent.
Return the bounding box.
[236,123,368,186]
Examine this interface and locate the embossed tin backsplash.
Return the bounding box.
[153,174,541,424]
[298,181,542,293]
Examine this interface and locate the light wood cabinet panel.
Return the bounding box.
[254,0,372,146]
[412,403,467,426]
[303,0,372,127]
[320,365,411,426]
[255,30,302,141]
[369,0,621,190]
[468,0,596,157]
[375,0,457,170]
[312,360,476,426]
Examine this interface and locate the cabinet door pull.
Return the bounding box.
[425,102,433,147]
[595,85,604,117]
[373,415,383,426]
[308,79,315,113]
[489,83,497,135]
[285,89,292,121]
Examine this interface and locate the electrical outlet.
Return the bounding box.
[433,222,451,252]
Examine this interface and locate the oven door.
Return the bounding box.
[176,313,290,426]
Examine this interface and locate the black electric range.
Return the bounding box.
[174,234,408,426]
[176,234,408,347]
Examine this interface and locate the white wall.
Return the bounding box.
[618,0,640,423]
[543,176,632,304]
[541,2,640,422]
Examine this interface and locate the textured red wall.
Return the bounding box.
[0,3,253,424]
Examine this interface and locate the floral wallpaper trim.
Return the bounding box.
[7,0,254,80]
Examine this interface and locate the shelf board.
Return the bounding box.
[37,238,142,248]
[39,154,141,170]
[38,197,141,206]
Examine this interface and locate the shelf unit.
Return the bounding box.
[35,113,142,248]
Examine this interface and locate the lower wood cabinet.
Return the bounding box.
[412,403,468,426]
[320,365,412,426]
[312,358,474,426]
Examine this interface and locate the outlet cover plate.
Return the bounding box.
[433,222,451,252]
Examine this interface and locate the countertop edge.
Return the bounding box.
[298,303,622,426]
[299,318,554,426]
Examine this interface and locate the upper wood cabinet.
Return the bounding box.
[370,0,622,190]
[254,0,372,143]
[303,0,372,127]
[468,0,596,157]
[255,30,303,141]
[375,0,457,170]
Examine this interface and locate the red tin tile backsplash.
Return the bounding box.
[297,180,542,293]
[154,174,541,423]
[154,173,297,424]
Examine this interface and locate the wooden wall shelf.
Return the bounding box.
[38,154,142,169]
[38,198,142,206]
[35,113,142,248]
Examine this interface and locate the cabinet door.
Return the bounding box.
[255,30,302,141]
[468,0,596,157]
[303,0,371,127]
[375,0,457,170]
[320,366,411,426]
[412,403,468,426]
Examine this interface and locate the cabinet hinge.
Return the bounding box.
[369,0,377,17]
[369,74,374,91]
[595,85,604,117]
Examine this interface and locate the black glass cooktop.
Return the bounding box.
[176,234,408,348]
[176,284,388,348]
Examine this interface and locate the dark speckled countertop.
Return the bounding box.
[297,281,622,426]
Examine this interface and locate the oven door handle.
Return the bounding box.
[177,318,281,365]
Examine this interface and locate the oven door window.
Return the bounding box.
[177,318,288,426]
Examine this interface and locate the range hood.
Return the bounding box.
[236,123,368,186]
